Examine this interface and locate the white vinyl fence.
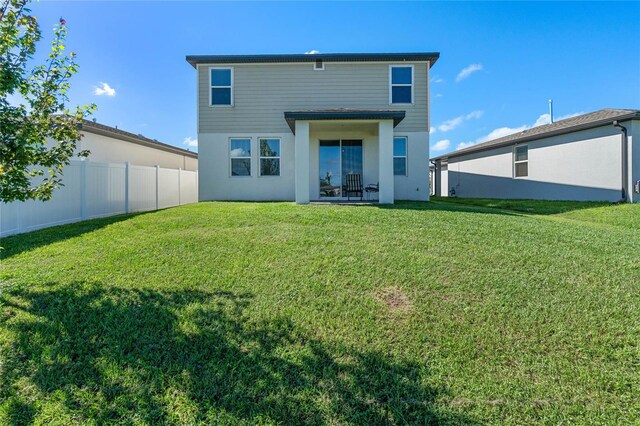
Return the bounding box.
[0,160,198,237]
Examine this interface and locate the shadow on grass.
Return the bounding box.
[0,284,474,425]
[428,197,614,215]
[0,211,151,260]
[331,199,521,218]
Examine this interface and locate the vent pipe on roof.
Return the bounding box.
[549,99,554,123]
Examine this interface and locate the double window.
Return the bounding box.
[514,145,528,177]
[390,65,413,104]
[230,138,281,177]
[210,68,233,106]
[393,137,408,176]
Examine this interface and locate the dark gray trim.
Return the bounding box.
[186,52,440,68]
[80,120,198,159]
[283,110,406,134]
[431,109,640,161]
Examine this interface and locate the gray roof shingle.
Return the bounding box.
[81,120,197,158]
[431,108,640,161]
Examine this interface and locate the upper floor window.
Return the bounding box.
[390,65,413,104]
[514,145,528,178]
[393,137,408,176]
[211,68,233,106]
[259,138,281,176]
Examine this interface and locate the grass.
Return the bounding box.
[1,199,639,425]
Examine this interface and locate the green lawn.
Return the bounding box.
[1,199,639,425]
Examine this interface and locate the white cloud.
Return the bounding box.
[304,50,320,54]
[533,113,552,127]
[94,82,116,96]
[476,125,529,144]
[533,111,583,127]
[429,126,436,134]
[431,139,450,151]
[456,141,477,150]
[437,110,484,132]
[456,63,483,82]
[456,111,584,151]
[434,93,443,98]
[465,110,483,120]
[431,76,444,83]
[230,148,248,157]
[183,136,197,148]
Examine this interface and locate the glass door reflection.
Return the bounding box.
[319,140,363,198]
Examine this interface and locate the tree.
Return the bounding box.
[0,0,95,203]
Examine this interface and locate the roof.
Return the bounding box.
[186,52,440,68]
[431,108,640,161]
[80,120,198,159]
[283,109,406,133]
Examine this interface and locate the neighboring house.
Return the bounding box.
[431,109,640,202]
[185,52,439,204]
[76,120,198,171]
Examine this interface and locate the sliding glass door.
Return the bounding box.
[319,140,363,198]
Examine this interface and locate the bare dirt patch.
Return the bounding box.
[376,287,412,313]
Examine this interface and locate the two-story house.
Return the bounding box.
[186,52,439,204]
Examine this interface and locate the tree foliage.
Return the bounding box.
[0,0,95,203]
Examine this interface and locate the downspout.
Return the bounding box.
[430,159,438,196]
[613,120,628,202]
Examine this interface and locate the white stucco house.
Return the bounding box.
[77,119,198,171]
[186,52,439,204]
[431,109,640,203]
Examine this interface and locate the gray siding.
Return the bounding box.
[444,124,632,202]
[198,62,429,134]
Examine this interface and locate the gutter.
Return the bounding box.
[613,120,629,202]
[429,159,438,197]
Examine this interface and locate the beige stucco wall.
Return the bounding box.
[76,131,198,171]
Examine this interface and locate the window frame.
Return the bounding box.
[229,137,252,177]
[258,137,281,177]
[513,144,529,178]
[393,136,408,176]
[389,65,414,105]
[313,59,324,71]
[210,67,234,107]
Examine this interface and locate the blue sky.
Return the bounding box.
[27,1,640,155]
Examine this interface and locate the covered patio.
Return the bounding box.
[284,109,406,205]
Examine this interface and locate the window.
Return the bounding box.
[514,145,528,177]
[390,65,413,104]
[230,138,251,176]
[259,138,281,176]
[393,137,407,176]
[314,59,324,70]
[210,68,233,106]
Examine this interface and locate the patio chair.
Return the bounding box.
[365,182,379,200]
[345,173,363,201]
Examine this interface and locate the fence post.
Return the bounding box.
[80,160,88,220]
[155,165,160,211]
[178,168,182,205]
[124,162,130,213]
